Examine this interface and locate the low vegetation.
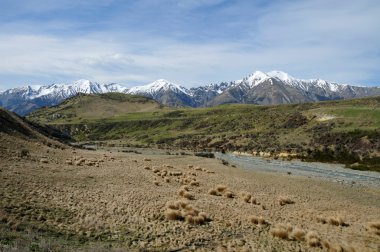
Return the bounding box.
[27,95,380,171]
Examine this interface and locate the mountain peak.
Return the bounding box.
[267,70,295,82]
[127,79,190,96]
[73,79,93,86]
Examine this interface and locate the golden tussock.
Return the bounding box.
[306,231,320,247]
[278,197,294,206]
[249,215,268,226]
[208,189,220,196]
[327,216,347,226]
[322,240,357,252]
[164,201,209,225]
[289,227,305,241]
[216,185,227,193]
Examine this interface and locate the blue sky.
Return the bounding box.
[0,0,379,89]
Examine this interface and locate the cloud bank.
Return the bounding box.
[0,0,379,89]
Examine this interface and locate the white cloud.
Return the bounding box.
[0,0,379,89]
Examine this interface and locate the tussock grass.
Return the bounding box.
[270,224,290,239]
[322,240,357,252]
[209,185,235,198]
[224,191,234,198]
[208,189,219,196]
[306,231,320,247]
[143,158,151,161]
[317,215,346,230]
[249,215,268,226]
[240,191,258,204]
[368,221,380,235]
[144,166,151,170]
[190,181,200,187]
[216,185,227,193]
[316,216,327,224]
[278,197,294,206]
[164,201,209,225]
[368,221,380,229]
[289,227,305,241]
[153,168,160,173]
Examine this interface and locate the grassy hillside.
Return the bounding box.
[28,93,167,124]
[28,95,380,171]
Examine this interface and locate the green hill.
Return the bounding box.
[28,93,167,124]
[28,96,380,171]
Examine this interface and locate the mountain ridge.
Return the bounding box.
[1,70,380,115]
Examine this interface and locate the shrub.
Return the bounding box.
[195,152,215,158]
[20,148,30,158]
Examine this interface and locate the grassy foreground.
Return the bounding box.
[28,94,380,171]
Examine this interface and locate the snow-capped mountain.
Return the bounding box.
[205,71,380,106]
[125,79,195,108]
[1,71,379,115]
[0,80,127,115]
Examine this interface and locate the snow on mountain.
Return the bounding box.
[1,71,379,116]
[127,79,189,97]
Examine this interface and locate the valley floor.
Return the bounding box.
[0,133,380,251]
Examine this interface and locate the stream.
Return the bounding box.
[215,152,380,189]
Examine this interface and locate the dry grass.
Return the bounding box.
[270,224,290,240]
[249,215,268,226]
[327,216,347,226]
[368,222,380,229]
[165,209,183,221]
[224,191,234,198]
[183,191,195,200]
[144,166,151,170]
[190,181,200,187]
[306,231,320,247]
[208,189,220,196]
[240,191,258,204]
[289,227,305,241]
[164,201,209,225]
[1,130,379,251]
[368,221,380,235]
[278,197,294,206]
[322,240,357,252]
[216,185,227,193]
[316,216,327,224]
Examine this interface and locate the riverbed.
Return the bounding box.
[215,152,380,189]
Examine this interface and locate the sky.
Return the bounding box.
[0,0,379,90]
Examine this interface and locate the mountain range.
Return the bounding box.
[1,71,379,115]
